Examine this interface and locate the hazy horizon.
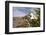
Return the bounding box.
[13,7,32,17]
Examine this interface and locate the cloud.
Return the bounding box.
[13,7,40,17]
[13,7,32,17]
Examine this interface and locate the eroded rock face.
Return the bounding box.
[13,17,30,28]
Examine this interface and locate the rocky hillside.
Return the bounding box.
[13,14,40,28]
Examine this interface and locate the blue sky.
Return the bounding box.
[13,7,32,17]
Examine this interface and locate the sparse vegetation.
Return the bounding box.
[13,8,40,28]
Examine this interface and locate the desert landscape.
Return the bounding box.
[13,7,40,28]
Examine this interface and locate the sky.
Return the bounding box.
[13,7,32,17]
